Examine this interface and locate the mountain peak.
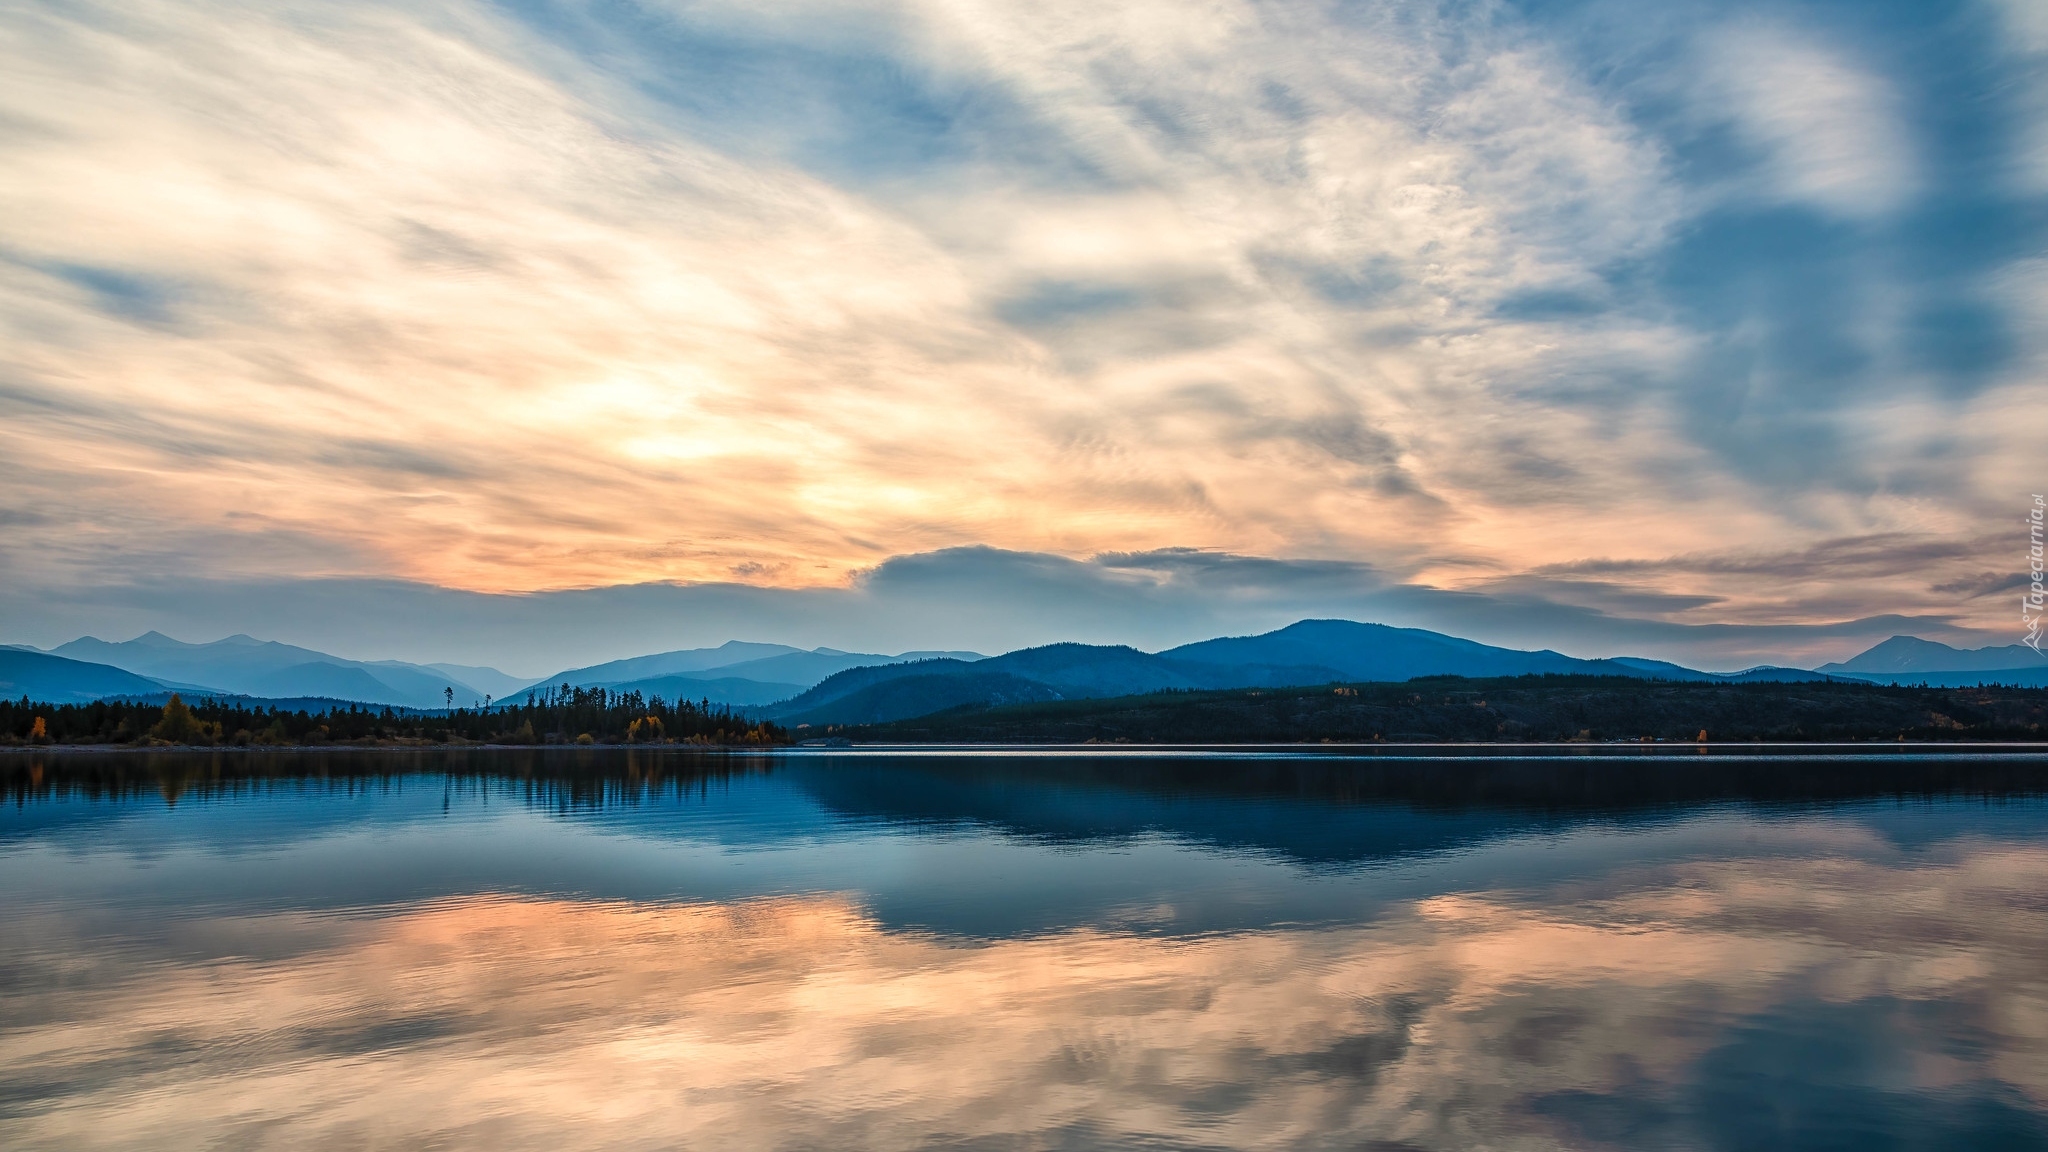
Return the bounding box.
[1821,635,2045,675]
[125,630,191,647]
[1867,635,1955,654]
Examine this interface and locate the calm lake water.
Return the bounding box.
[5,747,2048,1150]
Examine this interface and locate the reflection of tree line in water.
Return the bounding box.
[0,685,784,748]
[6,748,2048,813]
[0,748,783,807]
[789,757,2048,825]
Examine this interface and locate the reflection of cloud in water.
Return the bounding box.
[5,845,2047,1150]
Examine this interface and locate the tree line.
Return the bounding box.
[854,675,2048,743]
[0,684,784,747]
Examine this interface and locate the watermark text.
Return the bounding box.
[2027,494,2045,654]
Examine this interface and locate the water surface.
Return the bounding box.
[4,748,2048,1150]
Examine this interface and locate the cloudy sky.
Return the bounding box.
[3,0,2043,672]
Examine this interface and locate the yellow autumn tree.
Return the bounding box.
[151,695,206,744]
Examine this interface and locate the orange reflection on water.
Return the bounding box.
[5,843,2048,1150]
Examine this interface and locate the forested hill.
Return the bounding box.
[835,676,2048,744]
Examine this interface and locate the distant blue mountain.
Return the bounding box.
[1604,657,1842,683]
[1164,620,1590,681]
[1167,622,1838,684]
[769,670,1063,726]
[1604,657,1714,679]
[110,690,448,714]
[19,630,985,710]
[1817,636,2048,679]
[532,641,809,687]
[530,642,989,698]
[20,620,1973,717]
[1720,666,1860,683]
[417,662,534,699]
[49,632,509,709]
[681,650,925,688]
[0,648,176,704]
[763,620,1836,726]
[574,675,809,709]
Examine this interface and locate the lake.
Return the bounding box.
[4,747,2048,1150]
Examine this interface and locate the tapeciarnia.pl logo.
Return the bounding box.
[2027,494,2045,654]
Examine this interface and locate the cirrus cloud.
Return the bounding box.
[0,0,2041,655]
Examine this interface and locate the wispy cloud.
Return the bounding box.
[1696,20,1917,219]
[0,0,2041,652]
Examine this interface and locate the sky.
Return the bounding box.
[2,0,2044,674]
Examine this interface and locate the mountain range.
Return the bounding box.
[44,633,510,710]
[5,624,2044,719]
[3,634,992,710]
[758,620,1836,726]
[516,642,986,707]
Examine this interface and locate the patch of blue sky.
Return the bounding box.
[490,0,1108,190]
